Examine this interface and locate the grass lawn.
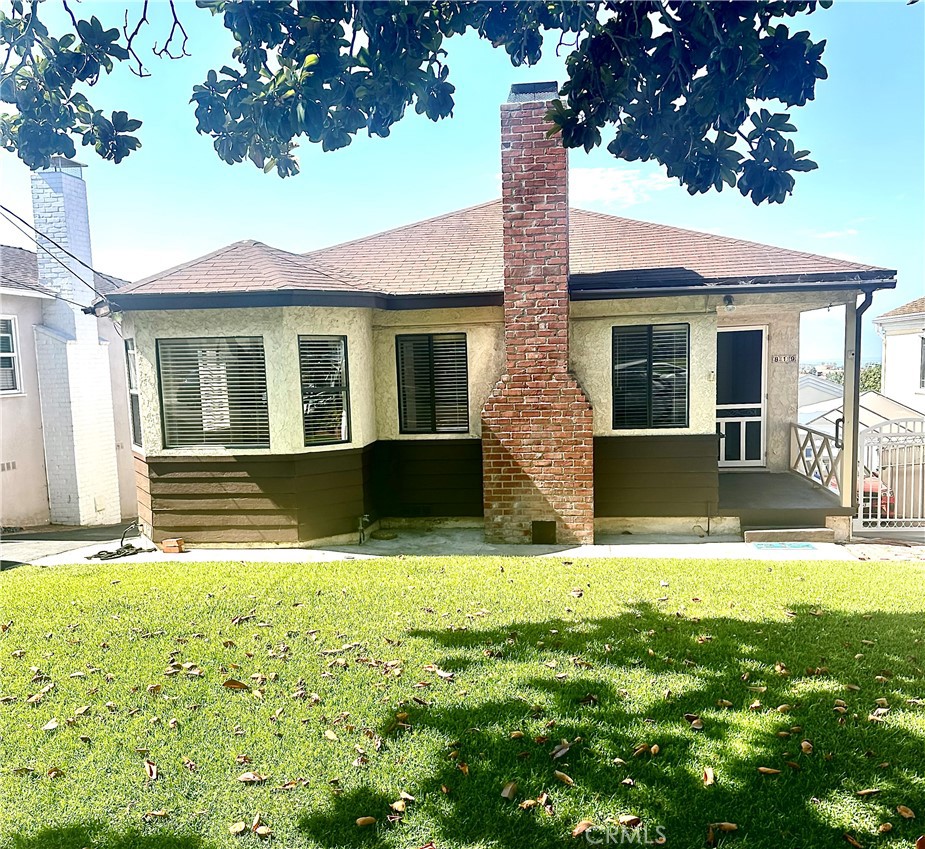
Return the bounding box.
[0,556,923,849]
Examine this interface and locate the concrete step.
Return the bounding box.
[743,527,836,543]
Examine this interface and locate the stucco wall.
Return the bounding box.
[881,325,925,414]
[372,307,504,440]
[0,294,50,527]
[571,296,718,436]
[125,306,377,456]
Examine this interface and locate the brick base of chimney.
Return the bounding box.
[482,374,595,545]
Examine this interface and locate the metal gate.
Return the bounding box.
[855,417,925,532]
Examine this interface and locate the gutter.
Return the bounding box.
[105,276,897,313]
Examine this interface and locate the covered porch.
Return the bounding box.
[718,469,853,532]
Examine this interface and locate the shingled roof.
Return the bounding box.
[0,243,126,297]
[306,200,891,294]
[115,240,371,296]
[109,200,895,307]
[876,295,925,320]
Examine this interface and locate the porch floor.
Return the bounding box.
[718,471,853,529]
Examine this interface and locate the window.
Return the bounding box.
[156,337,269,449]
[299,335,350,445]
[920,336,925,390]
[124,339,143,448]
[396,333,468,434]
[612,323,689,429]
[0,317,21,394]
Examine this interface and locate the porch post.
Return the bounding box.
[841,298,858,510]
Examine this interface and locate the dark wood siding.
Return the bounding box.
[142,450,366,544]
[594,435,719,517]
[369,440,483,518]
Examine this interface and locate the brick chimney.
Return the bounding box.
[481,82,595,544]
[30,157,121,526]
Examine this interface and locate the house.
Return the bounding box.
[874,296,925,414]
[107,82,897,546]
[0,159,136,528]
[798,373,843,417]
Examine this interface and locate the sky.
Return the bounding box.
[1,1,923,364]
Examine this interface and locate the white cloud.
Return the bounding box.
[570,167,675,210]
[813,228,859,239]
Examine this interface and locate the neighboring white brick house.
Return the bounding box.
[0,158,135,528]
[874,296,925,415]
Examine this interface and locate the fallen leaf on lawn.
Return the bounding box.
[703,767,715,786]
[856,789,880,797]
[229,822,247,836]
[916,836,925,849]
[501,781,518,800]
[223,679,249,690]
[716,699,733,708]
[237,772,267,784]
[843,834,862,848]
[897,805,916,819]
[143,810,169,820]
[801,740,814,754]
[711,823,738,832]
[391,799,407,813]
[458,762,469,776]
[551,741,572,759]
[757,767,781,775]
[650,744,660,756]
[324,729,339,742]
[571,820,594,837]
[356,816,376,827]
[878,823,892,833]
[42,718,58,732]
[144,761,158,781]
[74,705,90,717]
[554,770,574,786]
[46,767,64,779]
[255,825,272,838]
[621,777,635,786]
[182,757,197,772]
[617,814,641,828]
[776,704,792,713]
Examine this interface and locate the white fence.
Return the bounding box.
[856,417,925,531]
[791,423,842,495]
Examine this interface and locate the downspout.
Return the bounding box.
[847,289,875,510]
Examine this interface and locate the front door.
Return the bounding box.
[716,327,766,467]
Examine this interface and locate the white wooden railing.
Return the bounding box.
[791,423,842,495]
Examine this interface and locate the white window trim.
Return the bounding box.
[125,339,143,449]
[0,315,24,396]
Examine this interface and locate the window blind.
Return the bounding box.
[124,339,143,447]
[157,337,269,448]
[298,335,350,445]
[612,324,689,429]
[396,333,468,434]
[0,318,20,393]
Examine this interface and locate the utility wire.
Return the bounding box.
[0,202,109,301]
[0,277,90,310]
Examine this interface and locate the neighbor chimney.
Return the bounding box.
[29,158,121,526]
[481,83,595,545]
[30,156,98,344]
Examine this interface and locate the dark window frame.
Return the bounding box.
[155,336,270,450]
[298,334,351,446]
[395,332,469,435]
[612,323,690,430]
[124,338,143,448]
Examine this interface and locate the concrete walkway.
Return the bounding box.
[3,525,922,569]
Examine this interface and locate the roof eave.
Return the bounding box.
[106,289,504,313]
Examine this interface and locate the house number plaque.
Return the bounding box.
[771,355,797,363]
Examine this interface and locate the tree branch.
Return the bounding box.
[153,0,190,61]
[123,1,152,78]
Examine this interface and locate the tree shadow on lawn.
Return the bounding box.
[4,822,214,849]
[300,604,925,849]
